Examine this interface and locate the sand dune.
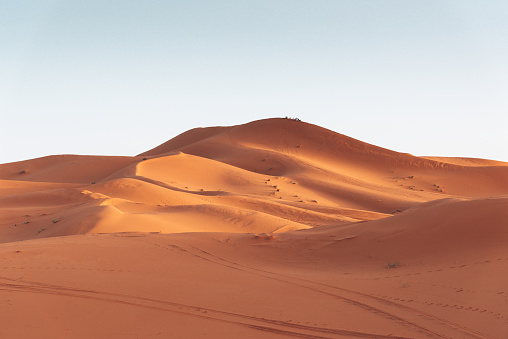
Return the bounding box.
[1,118,507,338]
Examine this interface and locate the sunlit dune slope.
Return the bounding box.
[1,118,508,242]
[141,118,508,198]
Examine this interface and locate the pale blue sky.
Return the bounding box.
[2,1,507,163]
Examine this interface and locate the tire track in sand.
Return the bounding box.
[0,276,401,339]
[177,242,494,339]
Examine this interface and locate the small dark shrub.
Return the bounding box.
[387,262,400,269]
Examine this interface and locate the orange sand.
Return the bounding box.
[1,118,506,338]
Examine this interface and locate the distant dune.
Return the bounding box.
[1,118,507,338]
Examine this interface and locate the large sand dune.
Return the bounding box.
[1,118,506,338]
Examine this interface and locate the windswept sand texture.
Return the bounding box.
[1,118,507,338]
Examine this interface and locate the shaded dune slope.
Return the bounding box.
[276,196,508,266]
